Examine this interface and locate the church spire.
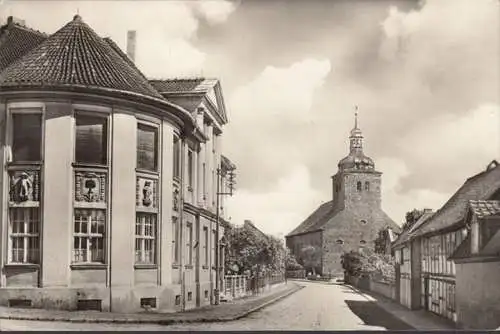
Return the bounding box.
[349,106,363,153]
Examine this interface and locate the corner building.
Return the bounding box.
[0,15,234,312]
[286,114,400,276]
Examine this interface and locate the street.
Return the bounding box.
[0,282,413,331]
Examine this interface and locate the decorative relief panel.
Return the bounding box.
[136,177,158,210]
[9,170,40,203]
[173,183,180,212]
[75,171,107,203]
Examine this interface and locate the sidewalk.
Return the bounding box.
[0,282,303,325]
[346,284,456,331]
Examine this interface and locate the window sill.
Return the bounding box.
[136,168,159,177]
[70,263,107,270]
[4,263,39,269]
[185,265,194,269]
[72,163,108,170]
[134,264,158,270]
[7,162,42,169]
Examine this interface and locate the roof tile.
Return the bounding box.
[469,200,500,218]
[0,15,162,99]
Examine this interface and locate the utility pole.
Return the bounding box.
[214,163,236,305]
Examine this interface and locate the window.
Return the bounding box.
[360,220,367,225]
[172,217,179,263]
[365,181,370,191]
[75,114,108,165]
[9,207,40,263]
[336,239,344,245]
[187,150,194,189]
[212,230,216,266]
[186,223,193,265]
[360,240,366,245]
[137,123,158,171]
[357,181,362,192]
[203,226,209,266]
[135,213,157,264]
[73,209,105,263]
[173,136,180,179]
[202,163,206,199]
[11,113,42,162]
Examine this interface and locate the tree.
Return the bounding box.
[374,228,388,254]
[285,248,303,271]
[402,209,426,231]
[299,245,321,275]
[224,224,286,276]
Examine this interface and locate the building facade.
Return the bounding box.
[392,160,500,329]
[0,15,235,313]
[286,114,399,276]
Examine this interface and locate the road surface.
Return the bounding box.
[0,282,413,331]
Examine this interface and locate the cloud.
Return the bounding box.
[226,165,324,237]
[192,0,237,25]
[225,58,331,191]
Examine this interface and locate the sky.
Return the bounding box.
[1,0,499,239]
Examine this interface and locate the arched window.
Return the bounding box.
[360,240,366,245]
[357,181,362,192]
[365,181,370,191]
[336,239,344,245]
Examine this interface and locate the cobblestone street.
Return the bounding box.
[0,282,413,331]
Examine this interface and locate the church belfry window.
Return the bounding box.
[365,181,370,191]
[357,181,362,192]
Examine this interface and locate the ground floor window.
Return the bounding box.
[9,207,40,264]
[135,213,157,264]
[73,209,106,263]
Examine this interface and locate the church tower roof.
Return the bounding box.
[338,107,375,172]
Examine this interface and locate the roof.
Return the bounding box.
[469,200,500,218]
[164,95,204,113]
[221,155,236,170]
[413,160,500,237]
[149,78,218,94]
[0,17,47,71]
[392,210,435,248]
[286,201,335,237]
[448,234,472,260]
[0,15,163,100]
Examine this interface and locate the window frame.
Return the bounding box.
[8,207,41,264]
[73,110,110,167]
[9,110,44,164]
[172,216,180,264]
[72,208,106,264]
[136,121,159,173]
[135,212,158,265]
[356,181,362,192]
[186,222,193,266]
[365,181,370,191]
[187,148,194,190]
[173,135,181,180]
[203,226,209,267]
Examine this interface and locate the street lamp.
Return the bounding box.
[214,163,236,305]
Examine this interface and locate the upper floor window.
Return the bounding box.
[173,135,180,179]
[137,123,158,171]
[357,181,362,192]
[75,114,108,165]
[11,113,42,163]
[365,181,370,191]
[187,149,194,189]
[172,216,180,264]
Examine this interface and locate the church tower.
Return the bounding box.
[331,111,382,211]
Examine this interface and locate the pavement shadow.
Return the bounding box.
[345,300,414,330]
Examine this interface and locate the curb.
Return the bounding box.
[0,284,303,326]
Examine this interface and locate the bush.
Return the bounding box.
[341,248,395,283]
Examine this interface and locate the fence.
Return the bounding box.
[223,272,286,300]
[286,269,306,279]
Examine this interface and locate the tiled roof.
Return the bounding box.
[0,15,163,100]
[392,210,434,248]
[469,200,500,218]
[286,201,335,237]
[413,161,500,237]
[150,78,218,94]
[0,18,47,71]
[102,37,148,81]
[221,155,236,170]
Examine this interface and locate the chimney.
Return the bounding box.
[7,16,26,26]
[126,30,136,62]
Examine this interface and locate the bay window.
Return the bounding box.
[8,109,43,265]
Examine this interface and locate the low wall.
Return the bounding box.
[347,274,396,301]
